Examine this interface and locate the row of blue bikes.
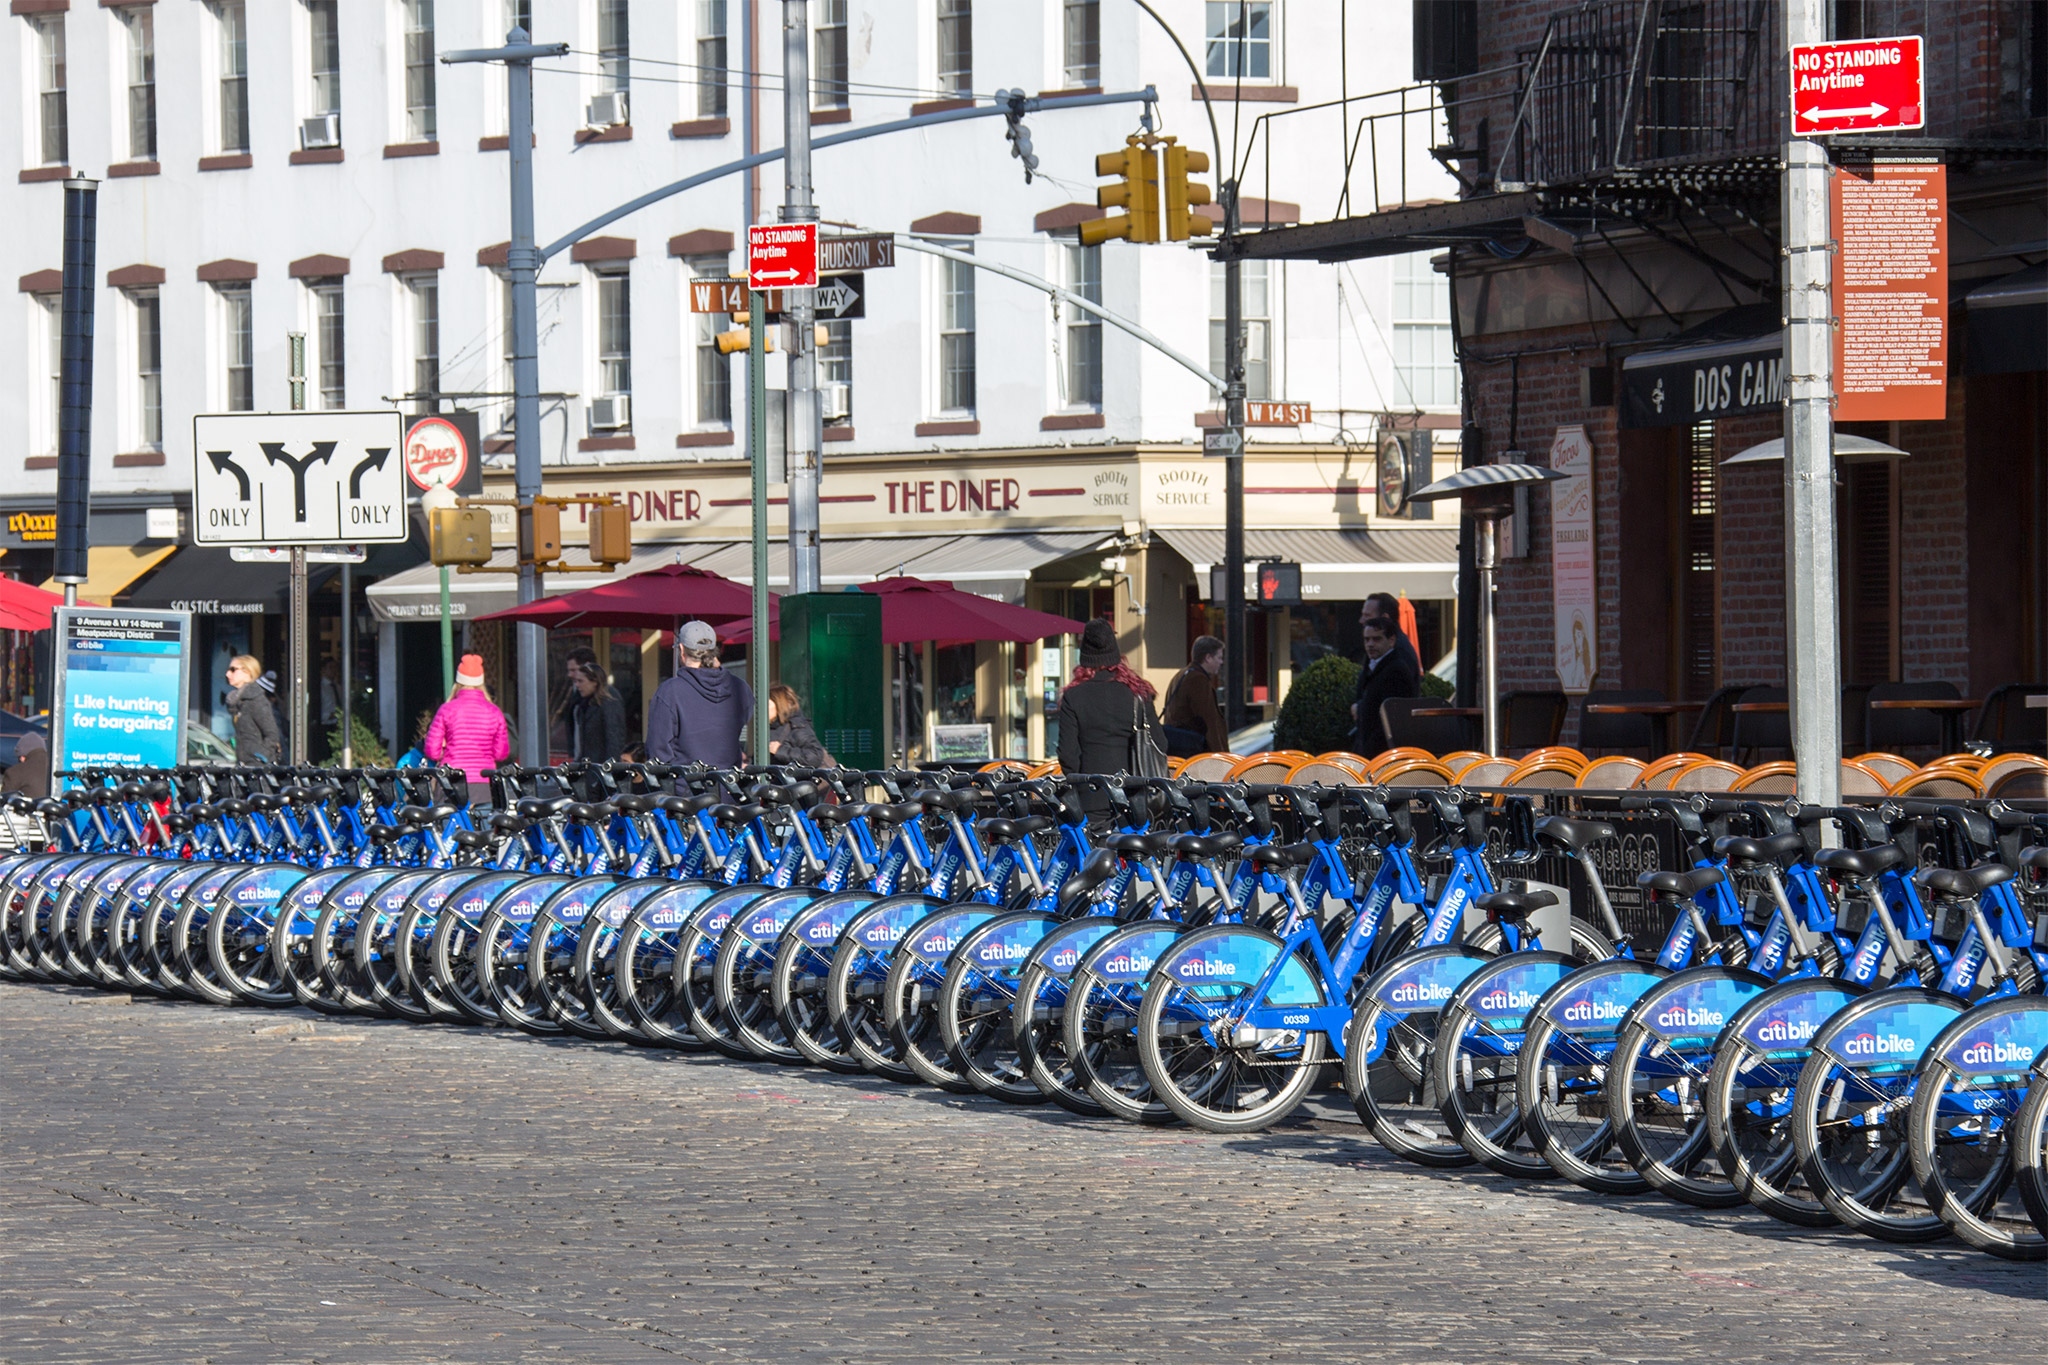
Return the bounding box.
[6,758,2048,1260]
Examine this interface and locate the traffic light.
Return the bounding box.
[588,501,633,564]
[1161,139,1214,242]
[715,326,778,355]
[428,506,493,567]
[1080,137,1159,246]
[519,500,560,565]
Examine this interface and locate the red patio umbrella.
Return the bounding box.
[475,563,770,629]
[0,577,78,633]
[717,577,1085,646]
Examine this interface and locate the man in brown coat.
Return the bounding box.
[1160,635,1227,757]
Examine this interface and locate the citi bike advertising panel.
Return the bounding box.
[50,608,193,779]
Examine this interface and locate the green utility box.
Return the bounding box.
[778,590,884,771]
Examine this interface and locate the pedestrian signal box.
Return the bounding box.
[429,506,494,566]
[777,591,884,772]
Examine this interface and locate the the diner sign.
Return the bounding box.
[1833,160,1947,422]
[1549,425,1596,695]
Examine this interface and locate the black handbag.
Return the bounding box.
[1128,691,1169,778]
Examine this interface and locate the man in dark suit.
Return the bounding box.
[1351,614,1421,757]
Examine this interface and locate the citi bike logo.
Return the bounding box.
[977,940,1030,964]
[1655,1004,1725,1030]
[1388,979,1453,1006]
[747,914,783,938]
[806,921,838,941]
[1852,935,1884,977]
[234,885,278,904]
[1177,957,1239,979]
[1050,947,1080,970]
[860,923,903,947]
[1104,952,1156,975]
[1960,1039,2035,1066]
[1842,1030,1915,1056]
[1478,986,1541,1012]
[919,933,961,956]
[1561,997,1630,1024]
[1752,1016,1819,1045]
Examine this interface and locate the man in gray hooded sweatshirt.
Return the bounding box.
[646,620,754,767]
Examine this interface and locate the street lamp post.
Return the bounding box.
[444,28,570,767]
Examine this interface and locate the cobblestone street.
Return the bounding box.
[0,983,2040,1364]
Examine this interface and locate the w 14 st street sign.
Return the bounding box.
[191,411,409,545]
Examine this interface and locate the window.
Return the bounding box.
[1063,245,1102,409]
[1204,1,1273,80]
[403,0,437,142]
[594,266,631,411]
[1391,251,1458,407]
[32,15,66,166]
[1674,422,1718,699]
[134,291,162,449]
[309,280,345,409]
[939,250,975,413]
[509,0,532,36]
[598,0,629,93]
[687,255,731,428]
[404,274,439,414]
[216,283,254,413]
[819,319,852,427]
[813,0,848,109]
[498,272,517,431]
[123,8,156,162]
[217,2,249,154]
[33,294,60,455]
[1063,0,1099,88]
[1209,261,1271,402]
[308,0,341,125]
[697,1,728,117]
[937,0,971,95]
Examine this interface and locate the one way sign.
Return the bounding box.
[192,411,409,545]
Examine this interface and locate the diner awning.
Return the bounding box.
[121,547,337,615]
[1618,306,1783,429]
[1965,265,2046,376]
[685,531,1112,603]
[1152,526,1459,603]
[365,543,738,623]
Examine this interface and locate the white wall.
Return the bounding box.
[0,0,1459,504]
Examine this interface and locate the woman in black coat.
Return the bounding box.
[768,683,829,766]
[564,647,628,762]
[1056,619,1164,776]
[224,654,282,765]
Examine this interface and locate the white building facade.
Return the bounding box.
[2,0,1460,755]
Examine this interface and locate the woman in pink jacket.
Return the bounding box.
[424,654,511,806]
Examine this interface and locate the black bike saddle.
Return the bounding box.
[1811,844,1907,878]
[1535,816,1617,852]
[1639,867,1727,898]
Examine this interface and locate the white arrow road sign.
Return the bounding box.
[1802,102,1890,120]
[814,275,864,319]
[192,411,409,545]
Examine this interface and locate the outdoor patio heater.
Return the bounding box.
[1407,463,1568,758]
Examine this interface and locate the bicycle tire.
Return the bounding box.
[1062,922,1191,1124]
[525,876,626,1040]
[713,888,820,1062]
[676,886,769,1060]
[427,872,532,1026]
[474,874,576,1035]
[359,871,471,1023]
[938,911,1061,1103]
[122,862,209,996]
[613,881,720,1050]
[1904,996,2048,1259]
[207,864,310,1007]
[1515,958,1675,1193]
[71,859,150,987]
[2013,1074,2048,1238]
[170,867,243,1004]
[825,895,946,1083]
[1701,976,1866,1227]
[1135,925,1327,1133]
[404,871,525,1023]
[1344,945,1496,1167]
[770,892,880,1074]
[277,869,393,1015]
[1010,917,1123,1116]
[323,869,433,1016]
[1607,964,1774,1208]
[571,879,674,1045]
[1432,950,1580,1179]
[885,904,1004,1092]
[1789,988,1967,1242]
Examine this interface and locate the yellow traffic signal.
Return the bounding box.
[588,502,633,565]
[715,326,778,355]
[428,506,493,566]
[1161,140,1214,242]
[1080,137,1159,245]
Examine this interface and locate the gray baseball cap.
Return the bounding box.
[677,620,719,654]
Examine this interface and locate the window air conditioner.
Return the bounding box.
[586,91,629,129]
[820,384,851,422]
[590,394,631,430]
[300,114,341,149]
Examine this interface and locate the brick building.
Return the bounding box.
[1230,0,2047,753]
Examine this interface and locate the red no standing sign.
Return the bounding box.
[1790,35,1924,136]
[748,223,819,290]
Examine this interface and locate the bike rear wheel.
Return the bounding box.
[1135,974,1324,1132]
[1908,1057,2041,1259]
[772,931,861,1073]
[2013,1076,2048,1238]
